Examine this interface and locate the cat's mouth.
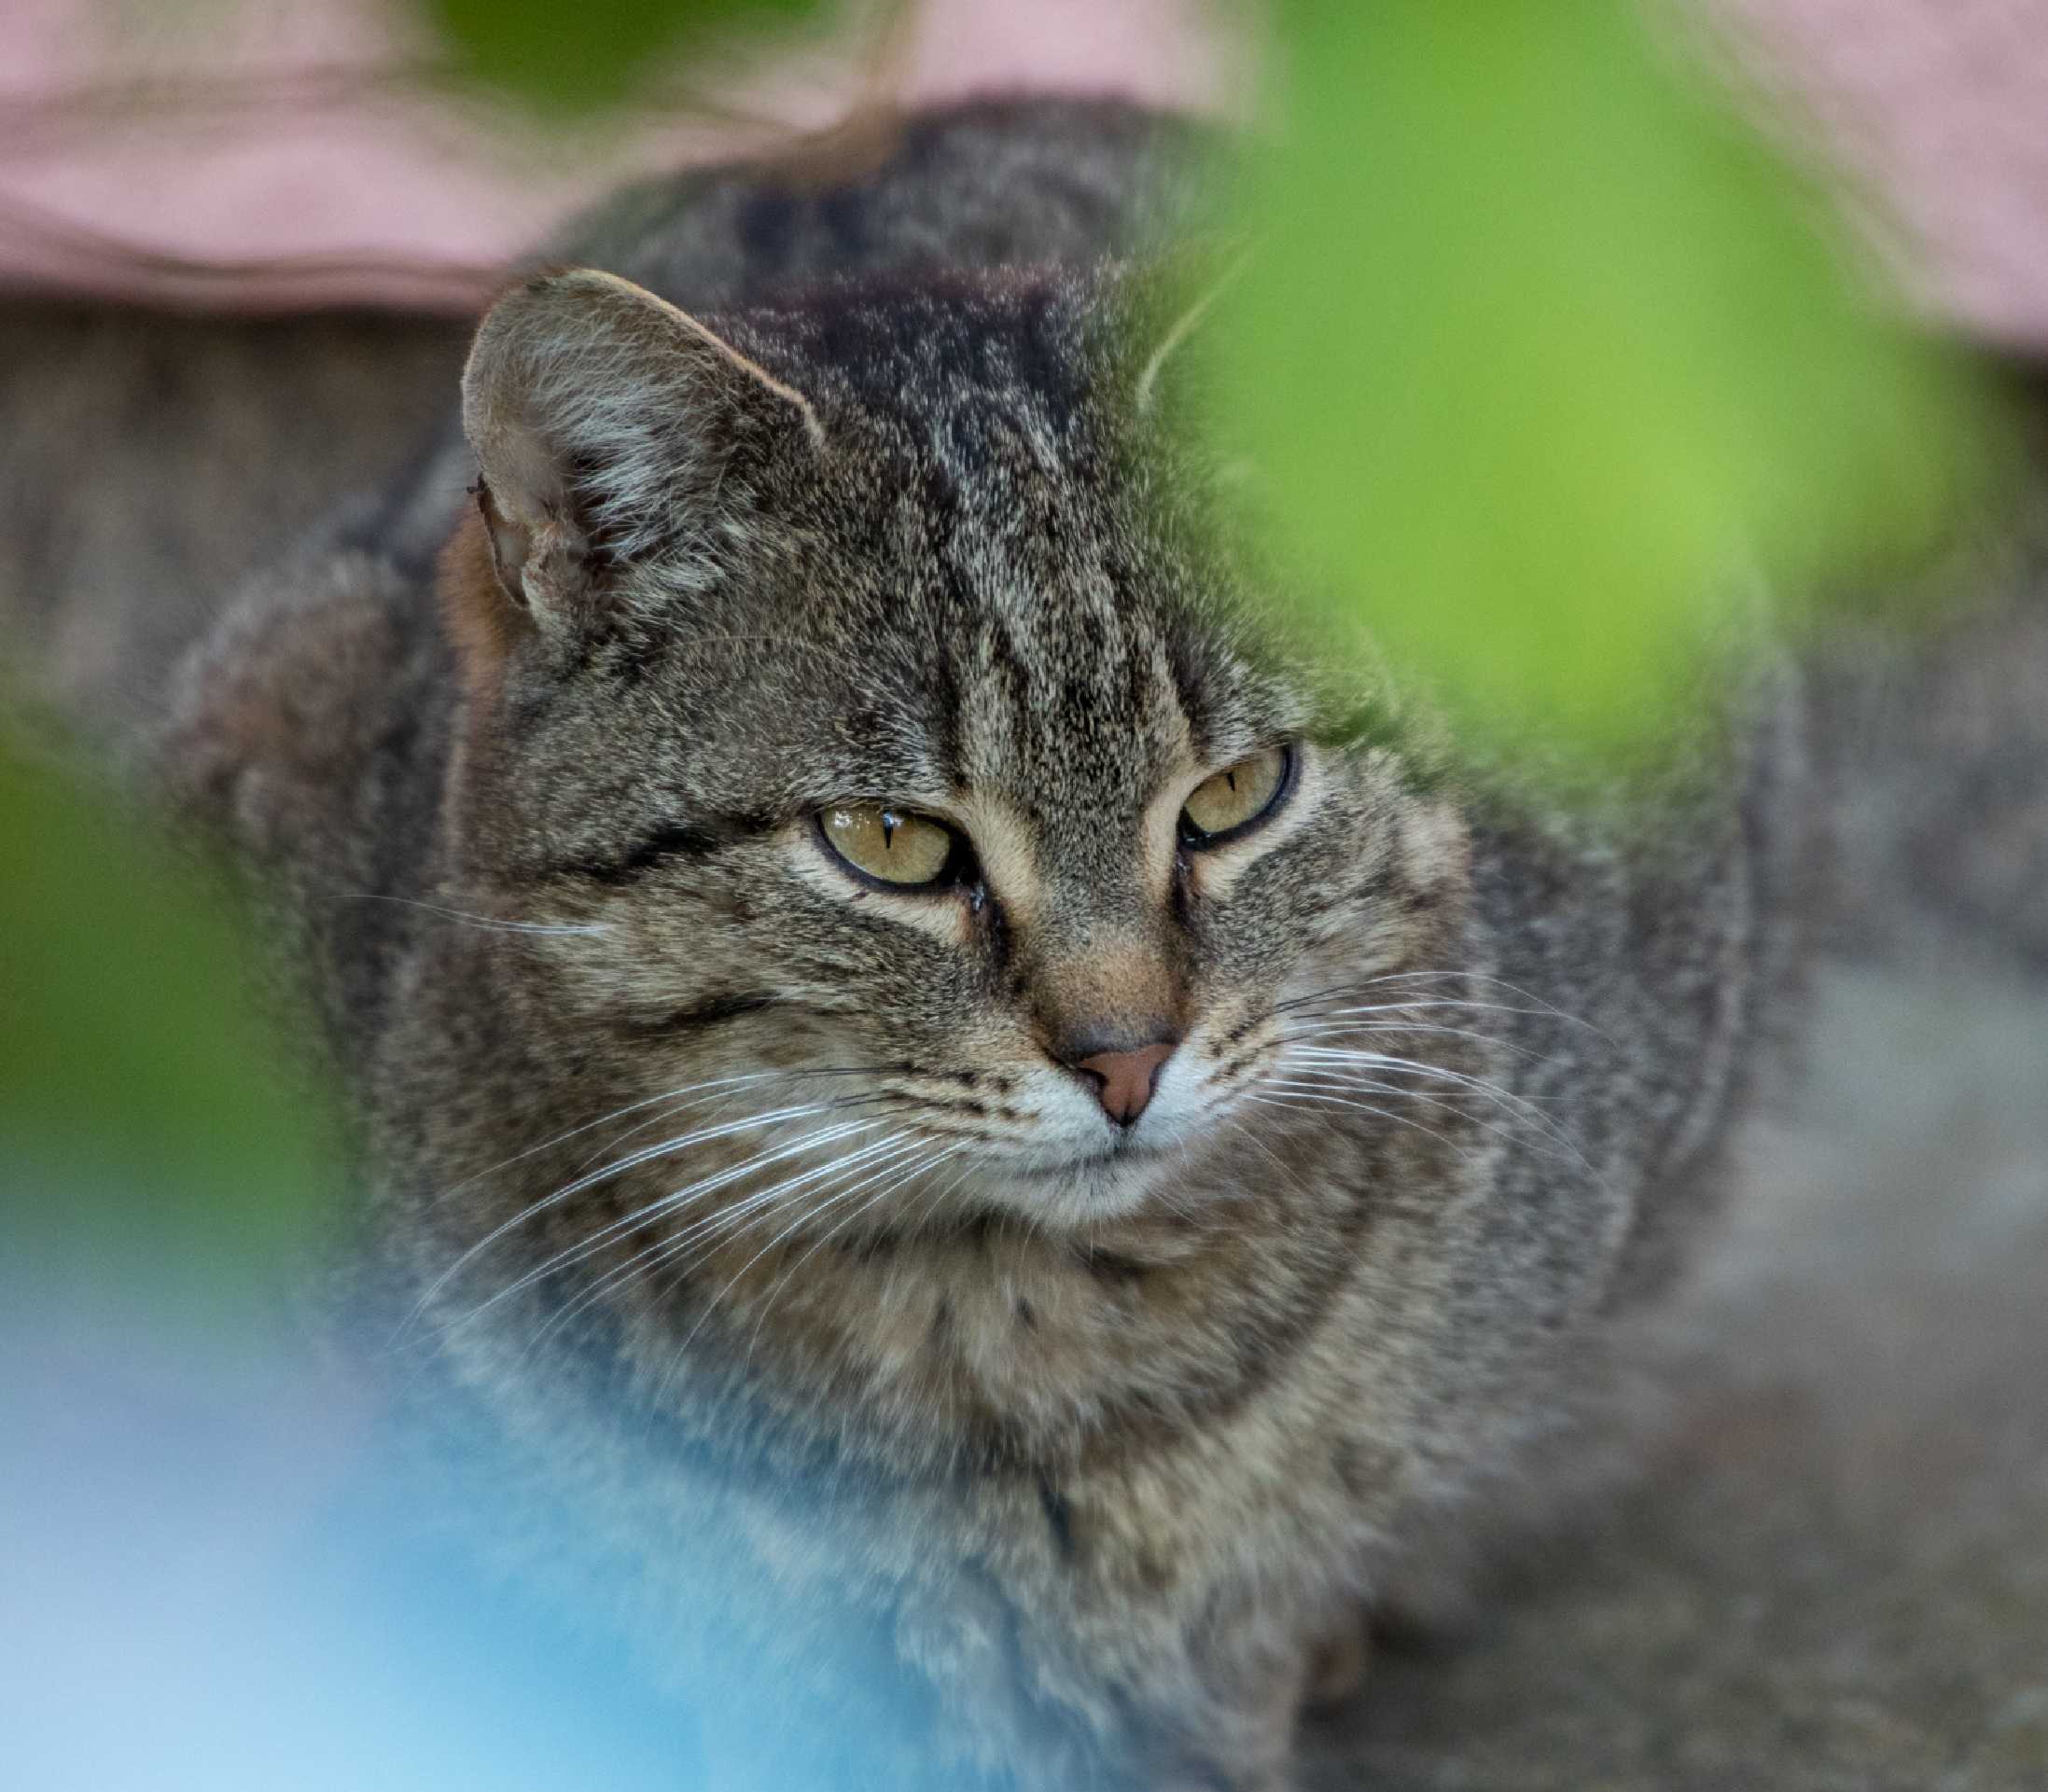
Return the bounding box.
[1013,1137,1168,1180]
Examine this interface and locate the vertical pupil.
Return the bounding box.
[881,810,899,849]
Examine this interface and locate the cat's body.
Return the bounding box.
[157,100,1808,1790]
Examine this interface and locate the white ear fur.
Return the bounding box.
[460,268,823,622]
[1132,248,1250,416]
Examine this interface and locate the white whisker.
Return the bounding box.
[628,1129,922,1285]
[561,1073,843,1175]
[1283,1047,1585,1160]
[1264,1068,1574,1167]
[1244,1088,1472,1159]
[739,1141,968,1358]
[461,1116,895,1327]
[690,1136,935,1336]
[1217,1112,1321,1206]
[1282,1014,1546,1062]
[913,1154,982,1234]
[336,892,610,936]
[433,1098,865,1285]
[1275,970,1609,1041]
[432,1077,773,1214]
[639,1135,935,1392]
[518,1130,920,1363]
[435,1110,886,1330]
[394,1077,835,1344]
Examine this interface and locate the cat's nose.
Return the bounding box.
[1066,1036,1177,1127]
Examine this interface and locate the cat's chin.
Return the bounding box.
[987,1142,1184,1229]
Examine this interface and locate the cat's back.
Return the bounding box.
[565,97,1221,311]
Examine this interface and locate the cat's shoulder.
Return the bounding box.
[159,533,447,895]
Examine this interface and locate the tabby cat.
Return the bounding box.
[159,99,1806,1789]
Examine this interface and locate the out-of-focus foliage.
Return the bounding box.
[1211,0,2006,764]
[426,0,826,111]
[0,728,330,1334]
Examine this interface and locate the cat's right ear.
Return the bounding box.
[456,267,823,636]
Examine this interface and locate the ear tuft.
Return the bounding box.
[457,268,822,631]
[1125,244,1250,420]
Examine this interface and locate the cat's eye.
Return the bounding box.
[1179,745,1293,846]
[818,804,960,888]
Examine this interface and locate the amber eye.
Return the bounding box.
[818,804,959,888]
[1180,745,1293,846]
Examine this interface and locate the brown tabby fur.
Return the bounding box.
[144,101,1817,1788]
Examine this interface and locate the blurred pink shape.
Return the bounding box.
[1712,0,2048,348]
[0,0,1246,312]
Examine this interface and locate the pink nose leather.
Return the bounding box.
[1073,1041,1175,1126]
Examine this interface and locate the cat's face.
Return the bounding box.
[439,268,1467,1238]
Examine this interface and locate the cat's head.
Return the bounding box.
[437,266,1469,1233]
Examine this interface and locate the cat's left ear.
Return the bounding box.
[457,267,823,637]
